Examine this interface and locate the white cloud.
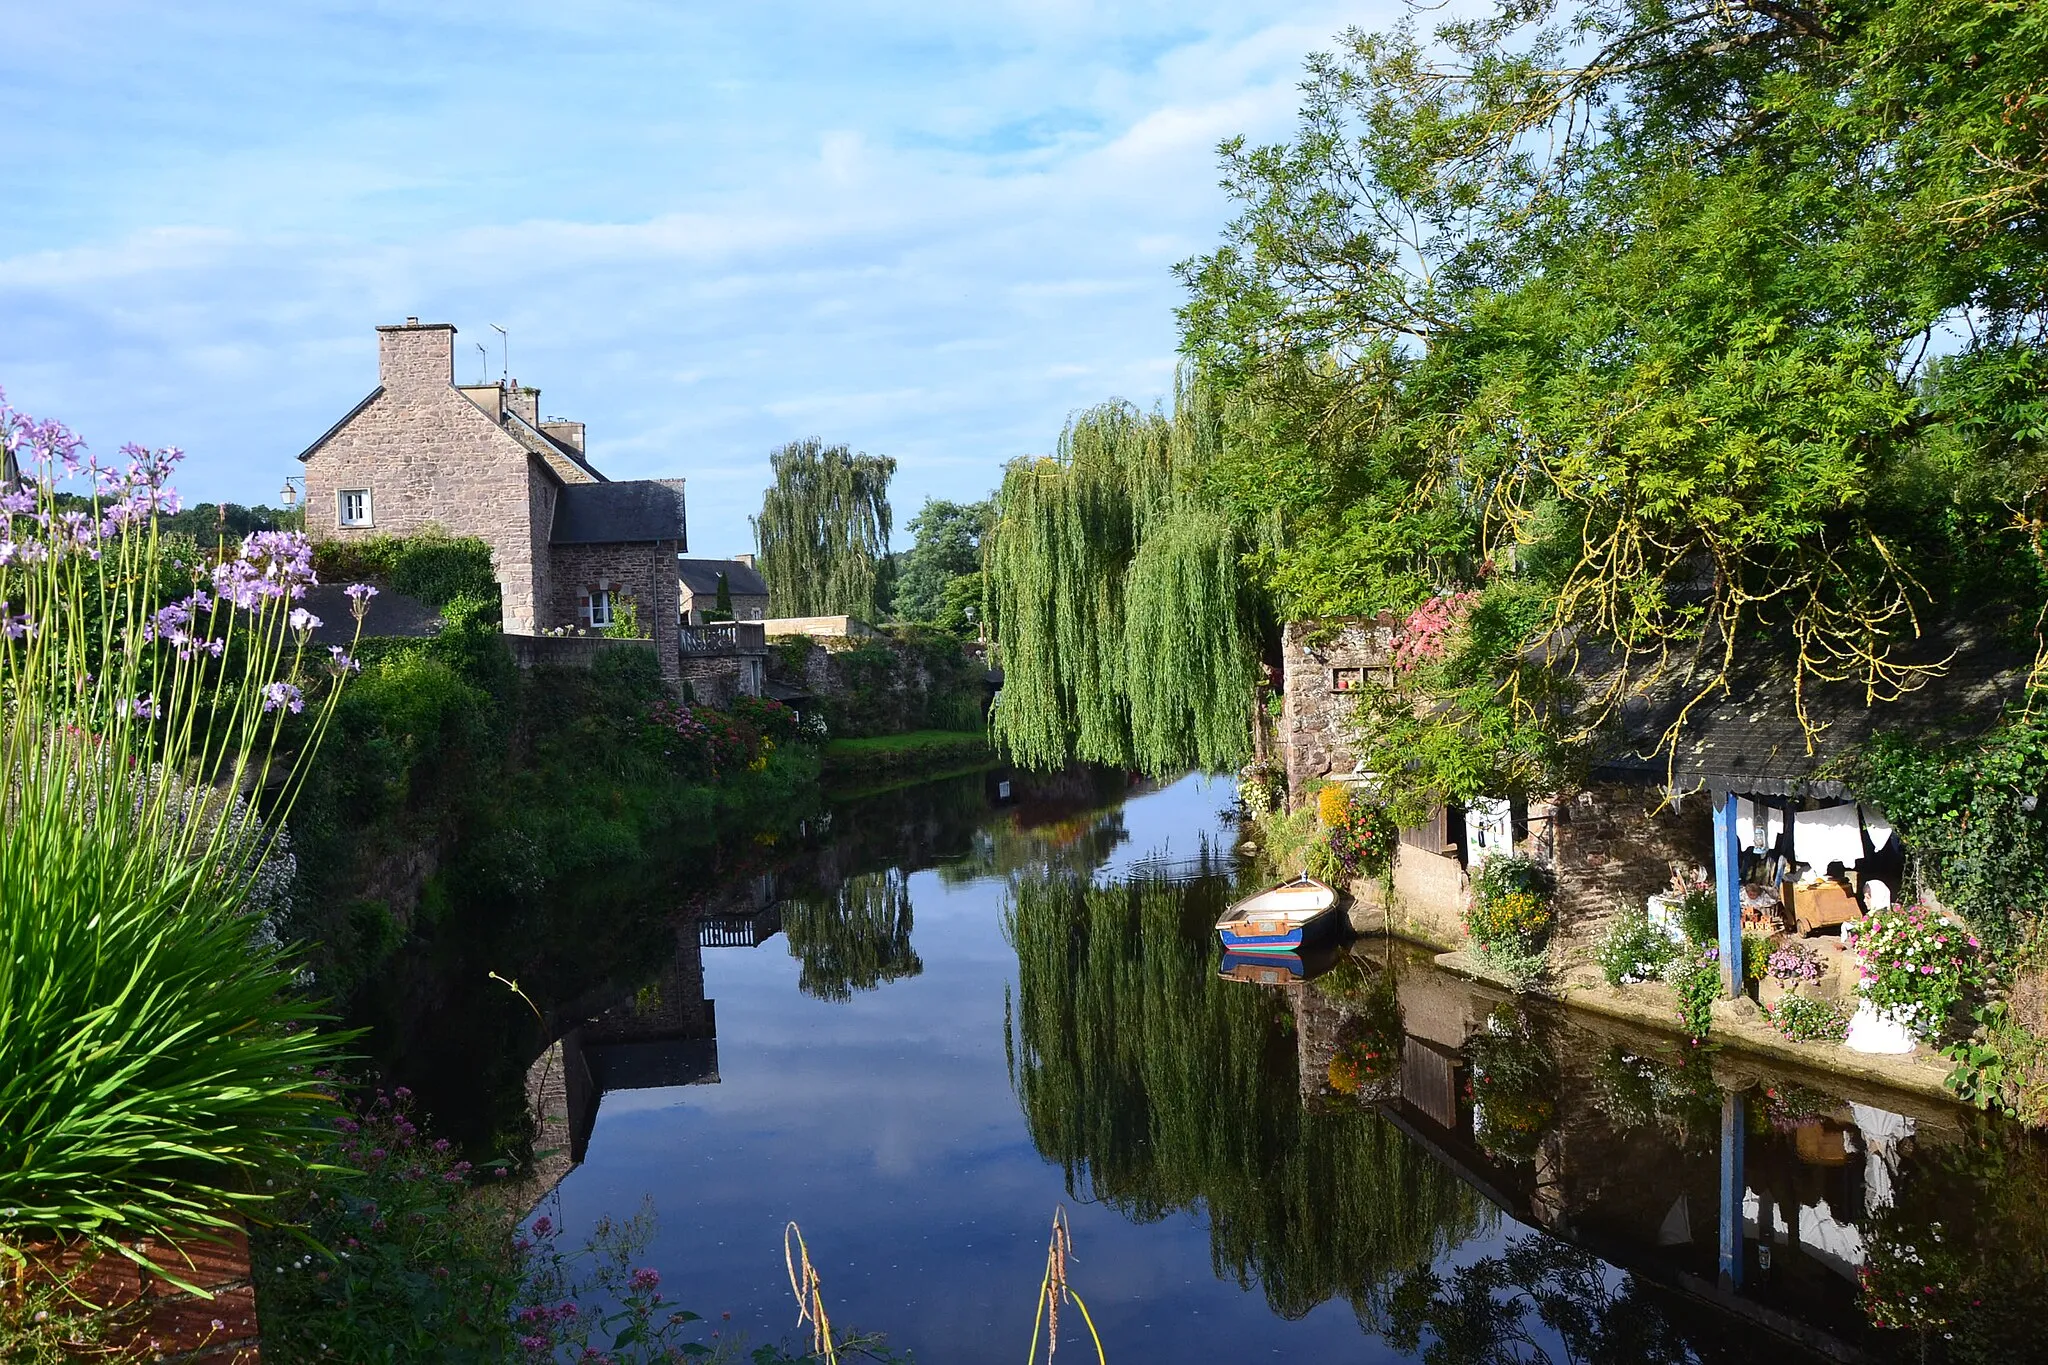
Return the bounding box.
[0,1,1411,552]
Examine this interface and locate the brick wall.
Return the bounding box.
[1280,616,1404,801]
[303,322,556,635]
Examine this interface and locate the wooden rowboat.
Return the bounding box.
[1214,875,1342,954]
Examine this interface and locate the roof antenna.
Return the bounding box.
[489,323,509,387]
[474,343,489,385]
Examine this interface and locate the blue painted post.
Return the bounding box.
[1719,1090,1747,1291]
[1713,790,1743,997]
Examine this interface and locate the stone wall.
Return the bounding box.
[678,655,761,707]
[1550,782,1714,934]
[1280,616,1404,801]
[504,634,660,673]
[544,539,684,680]
[303,322,554,635]
[769,631,984,737]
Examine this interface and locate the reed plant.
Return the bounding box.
[0,395,365,1270]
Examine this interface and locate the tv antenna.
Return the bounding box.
[474,343,489,385]
[489,323,509,386]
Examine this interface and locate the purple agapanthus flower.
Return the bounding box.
[261,681,305,714]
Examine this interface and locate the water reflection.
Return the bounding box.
[371,769,2048,1362]
[1006,869,1486,1327]
[783,868,922,1001]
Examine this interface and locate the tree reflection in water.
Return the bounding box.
[1005,867,1488,1325]
[1385,1236,1717,1365]
[782,867,922,1002]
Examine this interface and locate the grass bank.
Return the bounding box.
[821,728,992,783]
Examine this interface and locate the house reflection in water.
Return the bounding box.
[1265,943,1953,1359]
[525,875,787,1204]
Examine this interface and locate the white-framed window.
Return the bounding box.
[588,588,614,629]
[749,606,763,621]
[338,489,373,527]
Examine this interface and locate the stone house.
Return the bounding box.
[678,556,769,624]
[296,319,688,678]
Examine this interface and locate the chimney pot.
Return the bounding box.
[405,316,419,325]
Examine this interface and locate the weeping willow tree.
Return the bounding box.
[782,867,921,1002]
[1004,869,1486,1323]
[985,374,1259,775]
[752,438,896,620]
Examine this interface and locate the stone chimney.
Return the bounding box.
[376,319,455,390]
[505,383,540,426]
[540,419,585,453]
[732,553,755,569]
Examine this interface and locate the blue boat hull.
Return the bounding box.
[1218,926,1307,953]
[1215,905,1342,954]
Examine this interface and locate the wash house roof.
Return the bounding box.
[1592,623,2031,798]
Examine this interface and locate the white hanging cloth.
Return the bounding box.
[1465,797,1513,868]
[1793,804,1862,873]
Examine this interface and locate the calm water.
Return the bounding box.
[378,770,2048,1362]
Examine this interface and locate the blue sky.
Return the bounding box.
[0,1,1398,556]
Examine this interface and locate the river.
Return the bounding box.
[362,768,2048,1362]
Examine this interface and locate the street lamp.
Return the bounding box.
[279,475,303,508]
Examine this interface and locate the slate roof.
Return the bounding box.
[676,558,768,597]
[505,411,606,484]
[1595,623,2031,797]
[299,583,443,646]
[551,480,689,546]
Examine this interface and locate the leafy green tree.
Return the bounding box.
[1177,0,2048,769]
[894,498,989,632]
[752,438,896,620]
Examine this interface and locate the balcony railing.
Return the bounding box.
[678,620,767,655]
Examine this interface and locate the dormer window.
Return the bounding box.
[338,489,373,527]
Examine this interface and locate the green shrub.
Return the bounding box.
[311,530,497,608]
[1677,886,1719,946]
[1764,994,1851,1043]
[1595,907,1678,986]
[253,1088,524,1362]
[1472,853,1555,908]
[1663,947,1722,1040]
[1464,855,1556,954]
[1856,708,2048,958]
